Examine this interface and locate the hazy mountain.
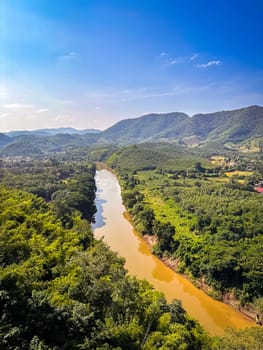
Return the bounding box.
[0,133,11,147]
[36,127,101,135]
[0,133,99,156]
[5,128,101,137]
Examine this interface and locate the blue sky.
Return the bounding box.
[1,0,263,131]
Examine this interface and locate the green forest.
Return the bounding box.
[1,146,263,349]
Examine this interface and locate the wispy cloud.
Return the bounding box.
[86,84,213,105]
[36,108,49,113]
[4,103,34,109]
[159,52,179,66]
[160,52,200,66]
[190,53,199,61]
[197,60,221,68]
[59,51,80,61]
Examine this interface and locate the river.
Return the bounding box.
[92,169,254,335]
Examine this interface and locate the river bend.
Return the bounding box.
[93,169,254,335]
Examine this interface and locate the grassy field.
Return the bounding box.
[136,170,197,238]
[225,170,253,177]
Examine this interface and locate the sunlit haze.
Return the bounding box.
[1,0,263,131]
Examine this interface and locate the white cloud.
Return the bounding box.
[160,52,194,66]
[59,51,80,61]
[4,103,34,109]
[159,52,178,66]
[190,53,199,61]
[197,60,221,68]
[36,108,49,113]
[85,84,213,104]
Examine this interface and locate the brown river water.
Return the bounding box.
[93,169,254,335]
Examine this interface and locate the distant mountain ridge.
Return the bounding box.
[4,127,101,137]
[0,133,99,156]
[0,105,262,155]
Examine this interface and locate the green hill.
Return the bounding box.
[106,143,211,172]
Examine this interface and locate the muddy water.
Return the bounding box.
[93,169,254,335]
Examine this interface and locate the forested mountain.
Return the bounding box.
[97,105,263,145]
[0,105,262,155]
[98,112,188,144]
[183,105,263,144]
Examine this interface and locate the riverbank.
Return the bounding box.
[96,162,116,173]
[123,211,257,324]
[142,233,258,324]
